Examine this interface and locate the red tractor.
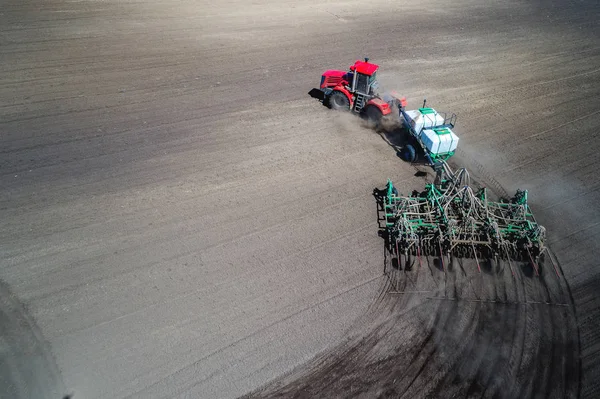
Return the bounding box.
[316,58,407,127]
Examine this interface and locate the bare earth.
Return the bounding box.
[1,0,599,398]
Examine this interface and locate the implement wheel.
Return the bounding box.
[328,90,350,111]
[401,144,416,163]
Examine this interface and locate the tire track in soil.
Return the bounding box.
[550,248,582,399]
[393,300,465,398]
[0,280,70,399]
[242,262,431,397]
[383,259,460,398]
[539,266,569,398]
[517,258,577,399]
[247,158,580,398]
[476,161,580,399]
[421,259,510,398]
[507,268,529,399]
[245,259,470,398]
[518,273,553,398]
[456,150,580,398]
[469,265,521,398]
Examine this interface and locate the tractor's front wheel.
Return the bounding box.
[328,90,350,111]
[362,105,383,130]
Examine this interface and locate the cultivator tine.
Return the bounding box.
[546,250,561,278]
[506,254,516,277]
[499,244,515,277]
[395,239,400,269]
[472,242,481,273]
[438,241,445,272]
[527,247,539,276]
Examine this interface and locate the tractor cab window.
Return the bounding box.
[369,72,379,94]
[343,72,354,85]
[355,73,369,94]
[369,72,377,85]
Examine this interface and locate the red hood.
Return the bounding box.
[320,70,348,89]
[322,70,346,78]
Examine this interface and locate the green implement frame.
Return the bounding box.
[382,165,546,264]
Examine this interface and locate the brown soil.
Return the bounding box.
[1,0,599,398]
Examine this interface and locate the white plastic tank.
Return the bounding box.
[403,110,423,132]
[403,108,446,133]
[420,127,459,155]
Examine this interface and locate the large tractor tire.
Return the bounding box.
[362,105,383,130]
[401,144,417,163]
[328,90,350,111]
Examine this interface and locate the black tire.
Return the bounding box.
[362,105,383,129]
[328,90,350,111]
[401,144,416,163]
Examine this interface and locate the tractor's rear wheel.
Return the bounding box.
[362,105,383,130]
[328,90,350,111]
[401,144,417,163]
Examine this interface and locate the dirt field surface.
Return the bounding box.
[1,0,599,398]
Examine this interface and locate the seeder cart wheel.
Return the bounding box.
[401,144,417,163]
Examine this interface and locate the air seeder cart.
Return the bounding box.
[398,101,459,167]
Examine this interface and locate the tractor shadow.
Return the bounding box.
[308,88,325,102]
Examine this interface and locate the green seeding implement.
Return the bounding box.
[378,163,546,273]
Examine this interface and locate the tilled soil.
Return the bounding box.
[248,253,580,398]
[1,0,599,398]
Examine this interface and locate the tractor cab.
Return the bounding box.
[349,58,379,96]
